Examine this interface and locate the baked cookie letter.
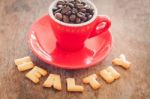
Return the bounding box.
[25,66,48,83]
[83,74,101,90]
[66,78,84,92]
[14,56,34,71]
[43,74,62,90]
[112,54,131,69]
[100,66,120,83]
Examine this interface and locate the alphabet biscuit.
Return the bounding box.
[14,56,32,65]
[112,54,131,69]
[100,66,120,83]
[43,74,62,90]
[25,66,48,83]
[66,78,84,92]
[83,74,101,89]
[14,56,34,71]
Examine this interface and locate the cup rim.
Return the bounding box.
[48,0,97,27]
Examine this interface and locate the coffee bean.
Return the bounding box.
[84,4,90,9]
[61,6,71,14]
[81,16,87,21]
[63,4,67,8]
[80,8,86,12]
[55,13,63,20]
[70,0,75,4]
[69,14,76,22]
[77,13,82,18]
[57,4,63,8]
[64,0,68,3]
[75,0,81,3]
[72,8,78,14]
[88,15,93,20]
[63,15,69,23]
[85,13,90,16]
[81,2,86,5]
[66,10,72,15]
[87,8,94,14]
[76,4,84,9]
[69,0,75,2]
[76,17,81,23]
[81,21,85,23]
[77,12,85,18]
[57,0,65,5]
[68,3,74,8]
[54,9,62,14]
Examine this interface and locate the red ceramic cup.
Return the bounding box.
[49,0,111,51]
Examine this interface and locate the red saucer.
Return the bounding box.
[28,15,112,69]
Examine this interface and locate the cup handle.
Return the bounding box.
[88,15,111,38]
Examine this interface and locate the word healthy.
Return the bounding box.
[14,54,131,92]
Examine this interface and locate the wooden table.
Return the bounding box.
[0,0,150,99]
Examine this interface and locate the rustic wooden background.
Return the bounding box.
[0,0,150,99]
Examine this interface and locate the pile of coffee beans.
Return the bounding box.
[52,0,94,24]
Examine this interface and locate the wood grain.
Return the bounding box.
[0,0,150,99]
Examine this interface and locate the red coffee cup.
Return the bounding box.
[49,0,111,51]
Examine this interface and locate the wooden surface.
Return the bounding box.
[0,0,150,99]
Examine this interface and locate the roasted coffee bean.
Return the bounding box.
[77,13,82,18]
[57,4,63,8]
[81,2,86,5]
[69,0,75,2]
[88,15,93,20]
[61,6,71,14]
[77,12,85,18]
[55,13,63,20]
[81,16,87,21]
[69,15,76,22]
[75,0,81,3]
[57,0,65,5]
[72,8,78,14]
[85,13,90,16]
[70,0,75,4]
[64,0,69,3]
[68,3,74,8]
[54,9,62,14]
[76,17,81,23]
[66,10,72,15]
[81,21,85,23]
[63,4,67,8]
[87,8,94,14]
[84,4,90,9]
[80,8,86,12]
[63,15,69,23]
[76,4,84,9]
